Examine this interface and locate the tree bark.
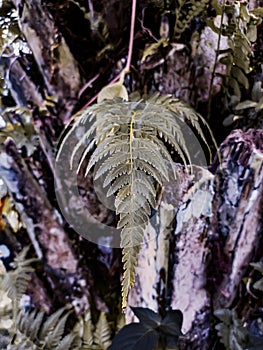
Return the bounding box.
[0,138,78,272]
[12,0,81,123]
[127,129,263,349]
[1,0,262,347]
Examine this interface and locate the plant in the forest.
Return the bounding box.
[0,107,38,156]
[5,305,112,349]
[0,249,115,350]
[10,307,79,350]
[109,307,183,350]
[0,249,76,349]
[58,92,216,309]
[141,0,210,66]
[173,0,210,38]
[214,308,263,350]
[214,309,249,350]
[74,310,113,350]
[223,79,263,127]
[208,0,263,120]
[1,247,38,322]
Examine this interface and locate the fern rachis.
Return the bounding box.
[58,94,215,308]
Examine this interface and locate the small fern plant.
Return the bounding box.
[0,247,114,349]
[10,307,79,350]
[58,92,216,308]
[1,246,38,323]
[207,0,263,104]
[74,311,112,350]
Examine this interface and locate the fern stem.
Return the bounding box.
[129,112,135,192]
[207,0,226,121]
[124,0,137,74]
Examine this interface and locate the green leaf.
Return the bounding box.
[45,311,72,348]
[253,278,263,291]
[206,18,220,34]
[223,114,240,127]
[250,262,263,273]
[39,307,70,340]
[130,307,162,329]
[228,77,241,100]
[231,66,249,89]
[214,309,249,350]
[159,310,183,337]
[108,323,159,350]
[60,94,215,308]
[141,38,169,62]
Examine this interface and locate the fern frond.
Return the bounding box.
[15,307,74,349]
[81,311,94,348]
[16,308,44,345]
[208,0,262,107]
[103,163,131,187]
[45,310,72,348]
[93,312,111,349]
[87,138,130,175]
[55,333,79,350]
[93,153,130,179]
[134,159,163,184]
[39,306,70,340]
[117,210,149,230]
[60,94,214,308]
[2,247,37,321]
[174,0,210,38]
[73,310,112,350]
[121,245,141,309]
[2,271,32,312]
[24,309,45,341]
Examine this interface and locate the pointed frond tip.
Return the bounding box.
[60,94,218,308]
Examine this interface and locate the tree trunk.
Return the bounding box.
[127,129,263,349]
[1,0,262,348]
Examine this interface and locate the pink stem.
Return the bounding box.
[125,0,137,73]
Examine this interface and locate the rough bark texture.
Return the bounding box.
[0,138,78,272]
[127,129,263,349]
[0,0,262,348]
[12,0,81,123]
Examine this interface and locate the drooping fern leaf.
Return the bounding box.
[208,1,262,103]
[78,311,94,349]
[73,310,113,350]
[59,94,215,308]
[1,246,38,322]
[174,0,210,39]
[2,262,81,350]
[12,306,78,350]
[93,312,111,349]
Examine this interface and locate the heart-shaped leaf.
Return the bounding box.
[159,310,183,336]
[130,307,162,329]
[108,323,159,350]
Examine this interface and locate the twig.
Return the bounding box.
[77,73,100,99]
[138,7,158,42]
[79,72,122,109]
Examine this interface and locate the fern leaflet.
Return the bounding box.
[61,94,214,308]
